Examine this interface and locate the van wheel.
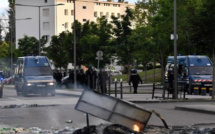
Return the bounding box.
[22,89,28,97]
[16,90,22,96]
[51,90,55,96]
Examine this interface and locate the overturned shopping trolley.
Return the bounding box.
[75,90,152,131]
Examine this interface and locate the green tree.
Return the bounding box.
[46,32,68,69]
[111,7,134,76]
[0,41,10,70]
[5,0,15,43]
[18,35,46,56]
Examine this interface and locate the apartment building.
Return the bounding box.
[15,0,135,47]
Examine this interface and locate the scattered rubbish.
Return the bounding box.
[0,104,58,109]
[152,110,169,129]
[66,120,73,123]
[0,124,215,134]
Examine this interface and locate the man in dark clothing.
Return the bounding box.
[99,68,108,94]
[77,69,86,87]
[55,70,62,88]
[129,69,142,94]
[85,65,97,89]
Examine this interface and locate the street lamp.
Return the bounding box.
[15,3,64,56]
[0,18,31,76]
[73,0,77,89]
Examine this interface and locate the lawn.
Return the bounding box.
[111,68,161,83]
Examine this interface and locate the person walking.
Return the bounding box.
[129,69,142,94]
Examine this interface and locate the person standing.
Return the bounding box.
[85,65,97,89]
[129,69,142,94]
[77,69,86,87]
[55,70,62,89]
[99,68,108,94]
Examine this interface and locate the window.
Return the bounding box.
[113,4,117,7]
[83,19,87,22]
[96,3,100,5]
[43,35,49,42]
[104,3,110,6]
[117,13,120,18]
[65,22,68,29]
[43,9,49,16]
[43,22,49,30]
[106,12,109,18]
[65,9,68,15]
[67,0,72,3]
[94,12,97,17]
[111,13,115,17]
[44,0,47,3]
[83,6,86,9]
[100,12,103,17]
[71,10,74,16]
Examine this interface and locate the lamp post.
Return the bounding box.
[15,3,64,56]
[73,0,77,89]
[0,18,31,76]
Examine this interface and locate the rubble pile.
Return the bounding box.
[0,124,215,134]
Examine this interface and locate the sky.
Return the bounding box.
[0,0,137,16]
[0,0,9,17]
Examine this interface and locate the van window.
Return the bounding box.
[24,57,50,67]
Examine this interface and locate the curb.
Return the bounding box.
[175,106,215,115]
[130,99,215,103]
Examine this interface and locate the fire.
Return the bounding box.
[133,124,140,132]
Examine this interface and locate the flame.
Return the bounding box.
[133,124,140,132]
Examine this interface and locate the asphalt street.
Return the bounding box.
[0,85,215,130]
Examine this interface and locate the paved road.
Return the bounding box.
[0,85,215,130]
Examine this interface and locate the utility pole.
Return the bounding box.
[73,0,77,89]
[173,0,178,99]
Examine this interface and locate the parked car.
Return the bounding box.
[0,78,3,98]
[3,75,14,84]
[60,76,73,89]
[110,70,122,76]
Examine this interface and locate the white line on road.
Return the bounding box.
[8,98,21,101]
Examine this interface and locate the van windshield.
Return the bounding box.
[24,67,52,76]
[189,66,213,75]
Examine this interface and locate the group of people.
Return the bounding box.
[54,67,143,94]
[53,66,109,93]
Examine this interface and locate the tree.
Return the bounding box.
[46,32,68,69]
[5,0,15,43]
[0,41,10,72]
[18,35,46,56]
[111,7,134,76]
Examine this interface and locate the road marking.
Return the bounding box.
[8,98,21,101]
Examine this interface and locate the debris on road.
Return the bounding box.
[0,124,215,134]
[66,120,73,123]
[0,104,58,109]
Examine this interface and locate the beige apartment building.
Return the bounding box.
[16,0,135,47]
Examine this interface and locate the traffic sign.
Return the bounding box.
[96,50,103,57]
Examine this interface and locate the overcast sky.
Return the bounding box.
[0,0,137,17]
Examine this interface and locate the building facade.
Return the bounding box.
[15,0,135,48]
